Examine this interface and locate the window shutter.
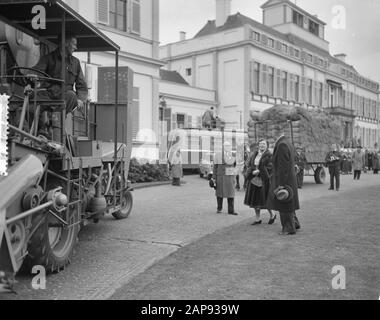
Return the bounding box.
[300,77,306,103]
[132,0,141,34]
[187,115,193,128]
[260,64,268,95]
[323,83,328,107]
[274,69,282,98]
[250,60,255,93]
[97,0,109,25]
[172,114,177,130]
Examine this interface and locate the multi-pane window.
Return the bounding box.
[109,0,127,32]
[268,67,274,97]
[253,31,260,41]
[309,20,319,37]
[294,49,300,58]
[254,62,260,93]
[282,43,288,53]
[292,10,304,28]
[307,54,313,63]
[177,114,185,129]
[282,71,287,100]
[268,38,275,48]
[318,83,323,106]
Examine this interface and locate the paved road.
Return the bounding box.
[1,172,380,300]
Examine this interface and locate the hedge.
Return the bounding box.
[128,158,170,183]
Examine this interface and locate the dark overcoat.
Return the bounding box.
[373,152,380,170]
[244,150,272,208]
[213,151,236,199]
[267,136,300,212]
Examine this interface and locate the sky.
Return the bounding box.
[159,0,380,84]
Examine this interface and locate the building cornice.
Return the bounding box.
[163,37,379,94]
[118,51,166,67]
[160,92,217,106]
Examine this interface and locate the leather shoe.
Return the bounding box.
[216,210,222,214]
[278,231,296,236]
[228,212,238,216]
[268,215,276,225]
[251,220,262,225]
[328,187,334,190]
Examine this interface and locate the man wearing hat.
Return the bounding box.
[267,131,300,235]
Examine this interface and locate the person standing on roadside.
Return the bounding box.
[267,129,301,236]
[295,147,307,189]
[325,144,342,191]
[373,149,379,174]
[352,146,365,180]
[212,141,238,215]
[244,139,276,225]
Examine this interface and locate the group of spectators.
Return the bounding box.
[211,130,301,236]
[340,148,380,175]
[326,145,380,191]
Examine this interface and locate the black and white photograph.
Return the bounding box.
[0,0,379,306]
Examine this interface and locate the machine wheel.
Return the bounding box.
[22,179,80,274]
[314,167,326,184]
[22,207,79,274]
[112,190,133,220]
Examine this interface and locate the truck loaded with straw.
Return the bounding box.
[248,105,342,184]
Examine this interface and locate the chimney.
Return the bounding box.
[334,53,347,63]
[179,31,186,41]
[215,0,231,27]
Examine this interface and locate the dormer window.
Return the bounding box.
[253,31,260,42]
[292,10,304,28]
[309,20,319,37]
[282,43,288,53]
[268,38,275,48]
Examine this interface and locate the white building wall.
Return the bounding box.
[218,47,245,129]
[263,5,284,26]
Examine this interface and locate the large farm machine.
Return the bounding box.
[0,0,134,282]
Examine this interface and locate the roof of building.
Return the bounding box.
[194,12,357,73]
[261,0,326,25]
[160,70,189,85]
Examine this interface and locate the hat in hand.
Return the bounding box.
[209,179,216,190]
[274,185,293,203]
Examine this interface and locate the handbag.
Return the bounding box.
[250,175,263,187]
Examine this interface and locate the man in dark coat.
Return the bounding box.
[295,147,307,189]
[267,134,300,235]
[325,144,342,191]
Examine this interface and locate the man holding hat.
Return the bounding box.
[267,131,300,235]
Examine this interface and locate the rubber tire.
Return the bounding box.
[21,209,79,274]
[112,190,133,220]
[314,167,326,184]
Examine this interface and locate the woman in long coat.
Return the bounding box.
[213,141,238,215]
[244,139,276,225]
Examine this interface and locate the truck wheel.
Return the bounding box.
[112,190,133,220]
[314,167,326,184]
[22,207,79,274]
